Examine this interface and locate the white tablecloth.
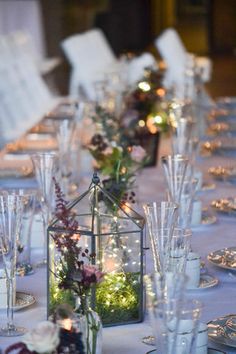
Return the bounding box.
[1,137,236,353]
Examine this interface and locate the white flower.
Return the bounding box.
[130,145,146,163]
[22,321,60,354]
[110,141,117,147]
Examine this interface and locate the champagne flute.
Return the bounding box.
[0,192,26,336]
[31,152,58,264]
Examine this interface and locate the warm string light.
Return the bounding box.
[138,81,151,92]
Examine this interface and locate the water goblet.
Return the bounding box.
[31,152,58,263]
[0,192,26,336]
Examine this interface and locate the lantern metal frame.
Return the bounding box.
[47,173,145,326]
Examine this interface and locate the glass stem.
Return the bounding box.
[42,206,49,261]
[26,212,34,265]
[6,277,14,330]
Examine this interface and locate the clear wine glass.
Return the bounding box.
[0,192,26,336]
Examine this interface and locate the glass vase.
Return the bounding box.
[75,297,102,354]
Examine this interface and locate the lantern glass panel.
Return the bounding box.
[48,174,145,326]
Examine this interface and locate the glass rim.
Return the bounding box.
[161,154,189,162]
[143,201,179,210]
[153,227,192,236]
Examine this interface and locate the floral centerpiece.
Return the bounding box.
[88,106,147,206]
[48,175,145,327]
[121,68,170,166]
[123,67,169,132]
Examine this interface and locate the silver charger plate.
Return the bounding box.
[208,247,236,271]
[0,292,36,312]
[187,274,218,290]
[209,166,236,183]
[202,138,236,156]
[14,292,36,311]
[201,182,216,191]
[211,198,236,216]
[208,314,236,349]
[214,138,236,152]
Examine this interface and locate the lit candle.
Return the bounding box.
[57,318,73,331]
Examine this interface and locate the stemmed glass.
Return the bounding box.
[175,299,202,354]
[31,152,57,263]
[161,155,189,204]
[53,116,75,197]
[15,189,37,275]
[0,191,26,336]
[143,201,178,273]
[143,271,188,347]
[145,274,202,354]
[170,117,195,155]
[178,178,199,228]
[142,201,178,345]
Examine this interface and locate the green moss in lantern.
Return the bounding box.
[95,272,141,325]
[49,281,75,315]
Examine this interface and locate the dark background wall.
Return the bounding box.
[94,0,152,55]
[40,0,236,94]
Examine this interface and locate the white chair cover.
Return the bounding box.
[62,28,158,99]
[61,28,119,100]
[0,34,55,145]
[155,28,212,98]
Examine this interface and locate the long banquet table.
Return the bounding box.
[1,137,236,353]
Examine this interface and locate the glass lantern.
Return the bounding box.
[47,173,145,326]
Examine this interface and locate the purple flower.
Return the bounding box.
[130,145,146,162]
[82,265,105,286]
